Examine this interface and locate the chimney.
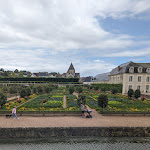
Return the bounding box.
[118,66,120,72]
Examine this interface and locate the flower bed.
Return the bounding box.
[0,94,37,111]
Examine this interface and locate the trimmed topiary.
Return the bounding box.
[69,87,75,94]
[128,89,134,99]
[134,89,141,99]
[97,94,108,108]
[76,86,83,94]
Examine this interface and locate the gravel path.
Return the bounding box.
[63,95,66,108]
[7,96,20,101]
[1,110,150,128]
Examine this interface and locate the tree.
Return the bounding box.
[111,87,118,94]
[44,85,52,93]
[37,85,44,94]
[76,86,83,94]
[20,88,28,98]
[97,94,108,108]
[14,69,19,73]
[26,87,31,96]
[9,86,17,94]
[128,89,134,99]
[134,89,141,99]
[69,87,75,94]
[0,92,7,107]
[0,68,4,71]
[77,94,86,106]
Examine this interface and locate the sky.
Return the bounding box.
[0,0,150,77]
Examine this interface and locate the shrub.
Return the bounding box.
[69,87,75,94]
[16,98,22,103]
[97,94,108,108]
[128,89,134,98]
[0,92,7,106]
[141,96,146,101]
[134,89,141,99]
[111,87,118,94]
[2,86,8,92]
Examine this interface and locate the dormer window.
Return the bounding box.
[129,66,134,73]
[138,67,143,73]
[146,68,150,73]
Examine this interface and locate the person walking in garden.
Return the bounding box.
[80,103,85,118]
[12,106,19,120]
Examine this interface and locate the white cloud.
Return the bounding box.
[0,0,150,76]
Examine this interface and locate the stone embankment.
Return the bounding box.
[0,127,149,138]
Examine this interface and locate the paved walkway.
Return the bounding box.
[63,95,67,108]
[7,95,20,101]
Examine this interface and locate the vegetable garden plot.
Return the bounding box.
[20,94,63,108]
[86,96,98,108]
[66,95,78,107]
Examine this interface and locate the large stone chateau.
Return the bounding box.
[91,61,150,94]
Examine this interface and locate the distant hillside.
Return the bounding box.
[94,72,110,81]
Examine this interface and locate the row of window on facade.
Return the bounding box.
[129,76,150,82]
[111,76,120,81]
[129,85,149,92]
[129,67,150,73]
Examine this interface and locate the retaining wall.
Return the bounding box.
[0,127,149,138]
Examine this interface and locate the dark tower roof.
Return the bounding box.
[67,63,75,72]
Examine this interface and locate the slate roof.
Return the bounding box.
[75,73,80,77]
[110,61,131,75]
[110,61,150,75]
[95,72,110,81]
[39,72,49,77]
[84,77,92,82]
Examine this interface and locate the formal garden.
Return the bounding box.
[0,83,150,115]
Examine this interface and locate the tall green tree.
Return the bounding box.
[0,92,7,106]
[97,94,108,108]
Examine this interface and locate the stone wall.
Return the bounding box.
[0,127,149,138]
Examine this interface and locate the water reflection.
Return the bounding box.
[0,137,149,150]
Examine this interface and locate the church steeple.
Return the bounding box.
[68,63,75,72]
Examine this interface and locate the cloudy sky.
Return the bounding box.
[0,0,150,76]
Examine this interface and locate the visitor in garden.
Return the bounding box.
[12,106,19,120]
[84,106,92,118]
[80,103,85,118]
